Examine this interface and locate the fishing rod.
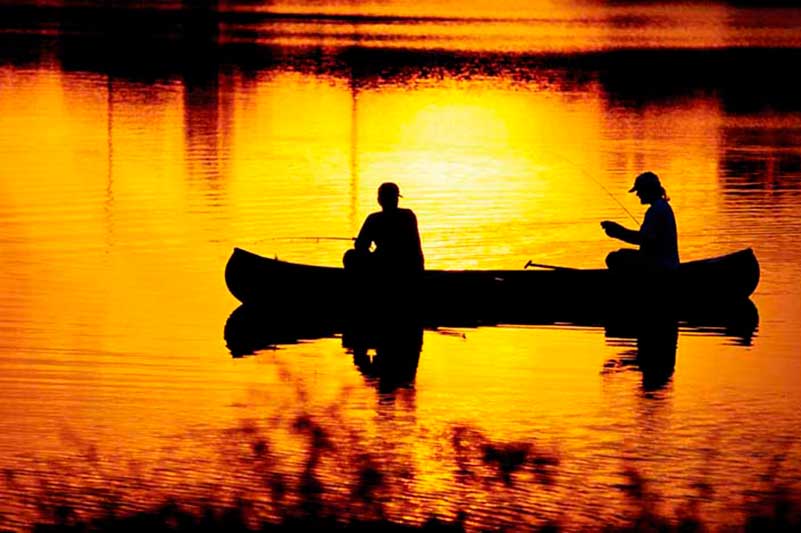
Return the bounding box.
[545,150,641,226]
[249,236,356,244]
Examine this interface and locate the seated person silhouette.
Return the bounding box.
[344,182,424,276]
[601,171,679,272]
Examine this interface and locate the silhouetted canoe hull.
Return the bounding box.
[224,247,759,324]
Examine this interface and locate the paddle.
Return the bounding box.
[524,260,577,271]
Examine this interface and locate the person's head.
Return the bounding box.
[377,182,401,210]
[629,171,668,204]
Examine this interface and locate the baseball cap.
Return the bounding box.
[629,171,661,193]
[378,182,403,198]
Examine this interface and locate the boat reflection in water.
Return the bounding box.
[224,305,425,394]
[601,298,758,392]
[224,298,758,393]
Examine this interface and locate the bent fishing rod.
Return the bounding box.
[251,237,577,271]
[545,150,641,226]
[248,157,639,267]
[249,236,356,244]
[248,238,583,271]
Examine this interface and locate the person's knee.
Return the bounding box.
[343,248,358,270]
[605,250,622,269]
[344,248,374,271]
[606,248,638,270]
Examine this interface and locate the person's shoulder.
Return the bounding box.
[361,211,383,228]
[650,199,672,214]
[398,208,417,218]
[657,199,675,216]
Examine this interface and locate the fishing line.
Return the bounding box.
[240,154,639,254]
[544,150,641,226]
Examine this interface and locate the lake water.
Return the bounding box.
[1,1,800,530]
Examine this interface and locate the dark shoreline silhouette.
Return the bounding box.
[6,24,800,203]
[5,2,799,35]
[4,4,801,115]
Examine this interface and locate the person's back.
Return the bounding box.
[640,197,679,270]
[344,182,424,276]
[356,207,424,273]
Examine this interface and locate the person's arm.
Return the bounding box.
[638,209,659,248]
[601,220,642,245]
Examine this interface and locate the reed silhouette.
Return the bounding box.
[10,418,799,532]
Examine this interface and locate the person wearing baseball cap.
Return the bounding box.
[343,182,424,276]
[600,171,679,271]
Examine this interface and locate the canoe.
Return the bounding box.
[224,247,759,324]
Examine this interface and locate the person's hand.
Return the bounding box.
[601,220,624,238]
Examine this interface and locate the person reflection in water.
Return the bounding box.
[603,319,678,393]
[601,172,679,271]
[345,325,424,396]
[635,320,678,392]
[344,182,424,276]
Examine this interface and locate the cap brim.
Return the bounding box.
[628,186,637,193]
